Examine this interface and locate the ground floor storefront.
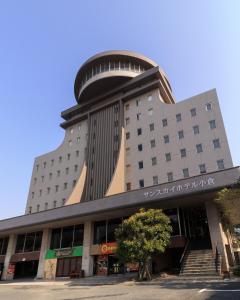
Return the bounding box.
[0,168,239,281]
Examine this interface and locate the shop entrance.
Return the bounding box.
[184,206,211,249]
[56,257,82,277]
[14,260,39,279]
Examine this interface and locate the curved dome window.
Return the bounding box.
[79,60,146,90]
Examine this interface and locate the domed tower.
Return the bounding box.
[62,50,175,203]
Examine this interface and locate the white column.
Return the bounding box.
[2,234,17,280]
[36,228,51,279]
[82,221,93,277]
[205,200,229,272]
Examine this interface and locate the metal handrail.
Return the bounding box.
[180,239,190,267]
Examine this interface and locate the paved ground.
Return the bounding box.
[0,276,240,300]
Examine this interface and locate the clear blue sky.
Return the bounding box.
[0,0,239,219]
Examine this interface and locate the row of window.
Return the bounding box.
[15,231,42,253]
[33,165,79,185]
[31,179,77,199]
[126,139,221,156]
[29,198,67,213]
[126,101,213,118]
[126,123,217,142]
[126,159,225,190]
[50,224,84,249]
[80,60,145,89]
[36,151,81,172]
[0,237,9,255]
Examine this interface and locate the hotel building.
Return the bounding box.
[0,50,239,280]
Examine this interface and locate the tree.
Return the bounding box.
[214,187,240,228]
[115,208,172,281]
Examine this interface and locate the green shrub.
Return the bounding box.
[233,266,240,276]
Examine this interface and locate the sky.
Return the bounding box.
[0,0,239,220]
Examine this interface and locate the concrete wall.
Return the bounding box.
[25,119,88,213]
[124,88,233,190]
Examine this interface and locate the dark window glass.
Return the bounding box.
[15,234,25,253]
[24,232,35,252]
[50,228,61,249]
[61,226,74,248]
[34,232,43,251]
[73,225,84,247]
[2,238,8,254]
[107,219,122,242]
[94,221,107,244]
[164,208,180,235]
[138,144,143,151]
[137,128,142,135]
[139,179,144,188]
[138,161,143,169]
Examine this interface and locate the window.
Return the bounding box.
[149,123,154,131]
[137,128,142,136]
[138,161,143,169]
[196,143,203,153]
[209,120,216,129]
[76,150,79,157]
[93,221,107,244]
[45,202,48,210]
[74,165,78,172]
[164,135,169,144]
[148,108,153,116]
[125,104,130,110]
[72,180,77,187]
[217,159,225,170]
[64,182,68,190]
[126,164,131,172]
[126,182,131,191]
[148,95,152,101]
[193,125,199,135]
[43,162,46,168]
[55,185,59,192]
[37,204,40,212]
[138,144,143,151]
[31,192,34,199]
[136,99,141,106]
[180,148,187,158]
[39,189,42,197]
[49,173,52,180]
[190,108,196,117]
[153,176,158,185]
[139,179,144,188]
[162,119,168,127]
[178,130,184,139]
[41,175,44,182]
[126,132,130,139]
[33,177,37,185]
[183,168,189,178]
[67,153,71,160]
[107,219,122,243]
[15,232,42,253]
[167,172,173,182]
[59,156,62,163]
[125,117,130,125]
[28,206,32,214]
[77,136,80,143]
[213,138,221,149]
[36,164,39,172]
[176,113,182,122]
[126,147,130,155]
[53,200,57,208]
[57,170,60,177]
[152,157,157,166]
[137,113,141,120]
[206,103,212,111]
[199,164,206,174]
[70,128,74,134]
[62,198,66,206]
[65,167,69,175]
[47,187,50,194]
[165,153,171,162]
[68,140,72,146]
[0,237,9,255]
[51,159,54,166]
[150,139,156,148]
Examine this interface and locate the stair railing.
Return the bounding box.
[180,239,190,273]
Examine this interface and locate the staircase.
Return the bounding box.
[180,249,220,277]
